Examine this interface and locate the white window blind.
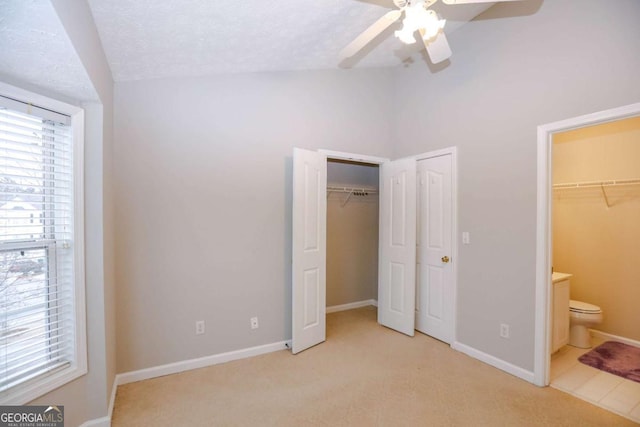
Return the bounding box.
[0,98,76,395]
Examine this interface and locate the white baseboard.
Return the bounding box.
[78,373,119,427]
[117,340,290,386]
[326,299,377,314]
[108,374,118,420]
[80,340,288,426]
[452,341,535,384]
[79,416,110,427]
[590,329,640,348]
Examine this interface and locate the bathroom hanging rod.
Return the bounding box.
[553,178,640,190]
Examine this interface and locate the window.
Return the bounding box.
[0,88,86,404]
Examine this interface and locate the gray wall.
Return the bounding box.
[114,69,394,372]
[327,161,379,307]
[7,0,639,423]
[109,0,639,385]
[391,0,640,370]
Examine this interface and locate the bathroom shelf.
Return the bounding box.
[552,178,640,190]
[553,178,640,208]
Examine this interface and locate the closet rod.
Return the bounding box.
[327,186,378,194]
[552,178,640,189]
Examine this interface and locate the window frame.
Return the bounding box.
[0,81,86,405]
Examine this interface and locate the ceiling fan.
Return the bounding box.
[340,0,522,64]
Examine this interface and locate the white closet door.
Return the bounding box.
[292,148,327,354]
[378,157,417,336]
[416,154,453,343]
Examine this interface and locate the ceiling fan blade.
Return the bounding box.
[339,10,403,58]
[442,0,523,4]
[420,30,452,64]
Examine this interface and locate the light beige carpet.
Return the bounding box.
[112,307,636,426]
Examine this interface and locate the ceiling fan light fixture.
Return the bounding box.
[342,0,522,66]
[395,27,417,44]
[421,15,446,42]
[394,2,446,45]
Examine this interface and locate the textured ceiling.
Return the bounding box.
[0,0,98,101]
[87,0,494,82]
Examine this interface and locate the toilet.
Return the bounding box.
[569,300,603,348]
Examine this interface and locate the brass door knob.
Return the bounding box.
[441,256,450,263]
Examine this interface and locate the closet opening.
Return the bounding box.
[292,147,457,353]
[326,159,380,329]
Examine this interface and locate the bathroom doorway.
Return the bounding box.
[552,117,640,347]
[535,102,640,422]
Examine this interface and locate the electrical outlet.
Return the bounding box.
[195,320,205,335]
[250,317,259,330]
[500,323,510,339]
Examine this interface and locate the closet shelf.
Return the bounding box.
[327,185,378,194]
[327,185,378,207]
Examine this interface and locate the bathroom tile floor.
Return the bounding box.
[551,337,640,423]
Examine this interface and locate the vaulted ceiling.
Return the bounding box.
[0,0,97,101]
[0,0,495,99]
[87,0,494,82]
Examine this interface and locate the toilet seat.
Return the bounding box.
[570,300,601,314]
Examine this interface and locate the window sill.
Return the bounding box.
[0,363,87,405]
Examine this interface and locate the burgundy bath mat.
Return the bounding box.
[578,341,640,383]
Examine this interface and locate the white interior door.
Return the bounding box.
[378,157,417,336]
[292,148,327,354]
[415,154,453,343]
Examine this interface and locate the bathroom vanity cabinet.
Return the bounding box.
[551,273,571,353]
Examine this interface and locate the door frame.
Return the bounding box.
[414,147,458,345]
[318,149,388,165]
[534,102,640,386]
[294,147,457,343]
[320,149,388,317]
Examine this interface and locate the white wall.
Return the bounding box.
[391,0,640,371]
[26,2,116,426]
[114,68,394,372]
